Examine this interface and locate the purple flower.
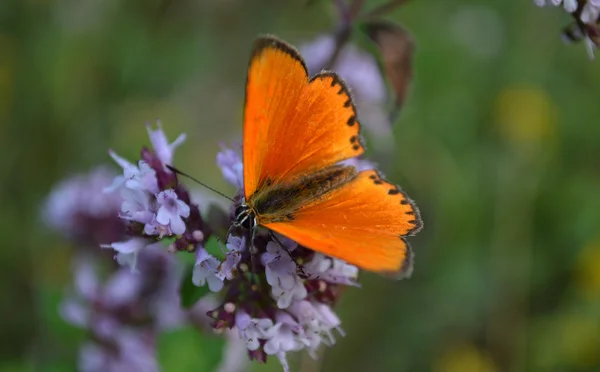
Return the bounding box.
[262,241,307,309]
[146,121,186,168]
[156,189,190,235]
[62,246,184,372]
[534,0,577,12]
[101,237,151,272]
[78,330,159,372]
[105,152,158,194]
[235,310,274,351]
[67,120,366,372]
[101,124,206,268]
[42,166,124,245]
[216,144,244,188]
[217,235,245,280]
[303,253,359,286]
[193,248,224,292]
[582,1,600,23]
[288,300,343,357]
[263,312,304,355]
[339,157,376,172]
[119,188,154,225]
[299,35,392,143]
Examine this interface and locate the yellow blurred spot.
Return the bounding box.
[575,237,600,298]
[434,344,497,372]
[494,86,557,144]
[561,314,600,367]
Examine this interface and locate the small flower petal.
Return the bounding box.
[216,145,244,188]
[193,248,224,292]
[146,121,187,167]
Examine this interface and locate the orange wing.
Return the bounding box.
[264,170,422,276]
[243,36,365,199]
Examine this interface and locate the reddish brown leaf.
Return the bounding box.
[363,21,415,114]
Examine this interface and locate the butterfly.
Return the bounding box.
[234,35,422,276]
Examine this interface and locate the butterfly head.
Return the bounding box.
[234,202,257,230]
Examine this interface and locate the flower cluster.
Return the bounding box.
[43,165,124,246]
[61,246,184,372]
[534,0,600,58]
[45,122,367,371]
[102,122,210,271]
[200,146,361,370]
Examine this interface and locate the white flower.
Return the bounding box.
[262,241,307,309]
[216,236,245,280]
[193,248,224,292]
[216,145,244,188]
[235,310,274,351]
[102,237,150,271]
[155,189,190,235]
[146,121,186,167]
[106,150,159,194]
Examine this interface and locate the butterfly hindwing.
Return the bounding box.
[264,170,422,275]
[243,36,365,200]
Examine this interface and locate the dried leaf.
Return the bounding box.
[362,21,415,115]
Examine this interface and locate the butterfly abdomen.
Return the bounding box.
[249,165,357,224]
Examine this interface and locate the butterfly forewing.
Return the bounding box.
[243,36,364,200]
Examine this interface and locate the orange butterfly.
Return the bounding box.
[234,36,422,276]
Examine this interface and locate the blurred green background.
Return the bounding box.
[2,0,600,371]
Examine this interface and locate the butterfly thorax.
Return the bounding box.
[244,164,357,225]
[234,204,257,230]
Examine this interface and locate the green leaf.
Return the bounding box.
[158,326,226,372]
[204,236,225,260]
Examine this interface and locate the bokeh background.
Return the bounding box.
[3,0,600,371]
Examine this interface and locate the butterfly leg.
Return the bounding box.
[248,226,262,289]
[269,232,309,279]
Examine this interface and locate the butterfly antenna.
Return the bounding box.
[166,164,234,202]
